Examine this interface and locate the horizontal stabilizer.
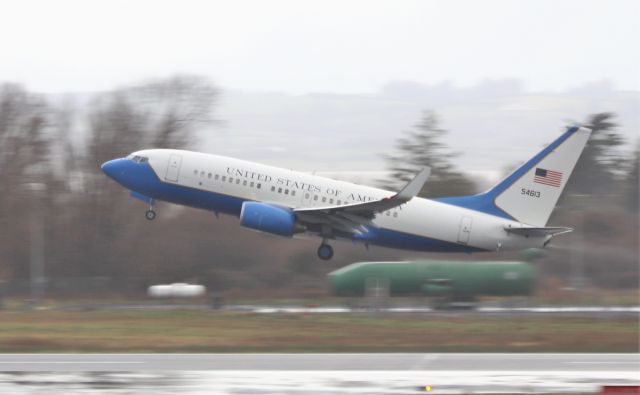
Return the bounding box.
[505,226,573,237]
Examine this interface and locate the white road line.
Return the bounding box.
[0,352,640,359]
[0,361,143,364]
[565,361,640,365]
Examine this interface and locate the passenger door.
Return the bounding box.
[165,154,182,182]
[457,216,472,244]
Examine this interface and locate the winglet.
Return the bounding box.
[394,167,430,201]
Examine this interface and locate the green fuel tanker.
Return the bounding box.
[328,260,535,299]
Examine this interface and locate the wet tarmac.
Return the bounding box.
[1,370,638,394]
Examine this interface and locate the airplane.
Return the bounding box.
[101,124,591,260]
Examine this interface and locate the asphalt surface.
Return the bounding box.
[0,353,638,372]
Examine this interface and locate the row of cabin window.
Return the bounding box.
[193,169,262,189]
[304,192,344,205]
[270,185,296,196]
[300,192,398,217]
[192,169,398,218]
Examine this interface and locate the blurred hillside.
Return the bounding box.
[208,79,639,180]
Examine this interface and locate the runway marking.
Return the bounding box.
[0,353,633,356]
[0,361,143,364]
[565,361,640,365]
[565,361,640,366]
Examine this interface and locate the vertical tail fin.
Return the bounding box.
[436,125,592,226]
[492,125,591,226]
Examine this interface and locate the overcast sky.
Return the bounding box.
[1,0,638,94]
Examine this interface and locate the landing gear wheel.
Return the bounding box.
[317,244,334,260]
[145,209,156,221]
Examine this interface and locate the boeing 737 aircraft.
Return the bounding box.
[102,124,591,260]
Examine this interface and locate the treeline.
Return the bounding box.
[0,76,380,296]
[0,78,637,297]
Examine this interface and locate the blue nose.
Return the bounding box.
[101,159,127,180]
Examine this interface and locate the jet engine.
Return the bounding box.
[240,201,299,237]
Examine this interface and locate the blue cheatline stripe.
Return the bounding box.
[113,158,247,216]
[353,226,486,253]
[434,125,580,220]
[118,159,483,252]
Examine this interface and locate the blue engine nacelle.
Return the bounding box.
[240,202,296,237]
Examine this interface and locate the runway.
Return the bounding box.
[58,303,640,317]
[247,305,640,316]
[1,353,638,372]
[1,354,638,393]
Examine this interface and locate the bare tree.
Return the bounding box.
[127,74,218,148]
[0,84,51,279]
[0,84,50,190]
[626,142,639,213]
[72,75,218,279]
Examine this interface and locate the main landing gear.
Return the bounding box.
[145,207,156,221]
[317,243,334,261]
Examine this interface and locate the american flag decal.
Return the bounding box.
[534,168,562,187]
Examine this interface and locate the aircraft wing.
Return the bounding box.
[294,168,430,235]
[504,226,573,237]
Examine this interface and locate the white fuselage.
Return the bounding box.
[130,149,547,253]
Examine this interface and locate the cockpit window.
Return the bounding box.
[129,155,148,163]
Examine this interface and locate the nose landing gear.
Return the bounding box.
[317,243,334,260]
[145,203,156,221]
